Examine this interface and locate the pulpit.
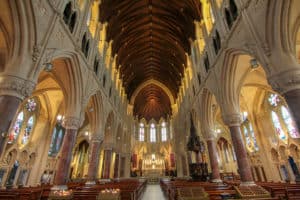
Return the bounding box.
[189,163,208,181]
[187,114,209,181]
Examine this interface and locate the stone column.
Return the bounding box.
[223,114,254,184]
[102,149,112,179]
[268,70,300,132]
[0,75,35,155]
[87,137,103,181]
[54,117,80,185]
[114,153,120,178]
[207,139,222,182]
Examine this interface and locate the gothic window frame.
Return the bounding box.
[150,123,156,142]
[48,115,66,157]
[266,92,299,142]
[139,123,145,142]
[241,117,259,153]
[8,97,39,146]
[161,122,167,142]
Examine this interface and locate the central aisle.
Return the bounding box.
[142,184,166,200]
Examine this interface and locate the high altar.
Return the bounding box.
[142,154,165,177]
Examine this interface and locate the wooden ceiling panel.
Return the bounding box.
[100,0,202,120]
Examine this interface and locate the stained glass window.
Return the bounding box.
[241,115,259,152]
[150,123,156,142]
[139,123,145,142]
[8,112,24,143]
[271,111,286,140]
[8,97,38,145]
[22,116,34,145]
[48,123,65,156]
[268,94,280,107]
[25,98,37,112]
[249,123,259,151]
[161,122,167,142]
[281,106,300,138]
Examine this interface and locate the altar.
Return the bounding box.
[142,154,165,183]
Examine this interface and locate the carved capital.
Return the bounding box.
[62,117,81,129]
[268,69,300,94]
[222,113,242,126]
[92,135,104,143]
[0,75,36,99]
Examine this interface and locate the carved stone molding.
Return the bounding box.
[92,135,104,143]
[62,117,81,129]
[0,75,36,99]
[268,69,300,94]
[222,113,242,126]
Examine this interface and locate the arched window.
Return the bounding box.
[86,9,91,26]
[267,93,296,142]
[48,115,66,156]
[139,123,145,142]
[22,116,35,145]
[281,106,300,138]
[8,98,39,145]
[161,122,167,142]
[150,123,156,142]
[8,112,24,143]
[241,113,259,152]
[63,2,72,24]
[271,111,286,140]
[69,12,77,33]
[62,2,77,33]
[249,123,259,151]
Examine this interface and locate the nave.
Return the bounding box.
[0,0,300,199]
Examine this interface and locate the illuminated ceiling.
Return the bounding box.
[100,0,202,121]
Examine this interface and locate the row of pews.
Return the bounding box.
[160,179,236,200]
[257,181,300,200]
[0,178,147,200]
[161,179,300,200]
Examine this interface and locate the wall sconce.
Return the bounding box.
[250,58,259,69]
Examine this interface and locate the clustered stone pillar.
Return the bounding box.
[224,114,254,184]
[206,138,222,182]
[114,153,120,178]
[54,117,80,185]
[0,75,35,155]
[102,149,112,179]
[87,137,103,181]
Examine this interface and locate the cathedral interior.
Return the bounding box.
[0,0,300,199]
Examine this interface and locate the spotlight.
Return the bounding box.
[44,62,53,72]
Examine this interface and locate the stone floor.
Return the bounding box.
[142,184,166,200]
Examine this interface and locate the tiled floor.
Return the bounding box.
[142,184,166,200]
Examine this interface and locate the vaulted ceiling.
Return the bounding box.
[100,0,202,121]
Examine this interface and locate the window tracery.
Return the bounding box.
[8,98,39,145]
[161,122,167,142]
[241,113,259,152]
[150,123,156,142]
[139,123,145,142]
[267,93,299,141]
